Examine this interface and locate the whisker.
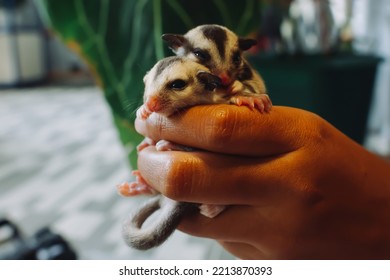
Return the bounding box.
[122,98,143,119]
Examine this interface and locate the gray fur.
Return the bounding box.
[123,197,198,250]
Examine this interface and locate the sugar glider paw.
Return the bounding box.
[136,105,152,120]
[155,139,194,152]
[137,137,155,152]
[116,170,158,196]
[117,181,153,196]
[230,93,272,113]
[199,204,226,218]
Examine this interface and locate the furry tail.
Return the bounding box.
[122,195,197,250]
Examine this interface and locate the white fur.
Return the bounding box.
[184,25,239,75]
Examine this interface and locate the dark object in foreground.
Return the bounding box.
[0,218,77,260]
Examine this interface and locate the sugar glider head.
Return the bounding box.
[162,24,257,87]
[142,56,223,116]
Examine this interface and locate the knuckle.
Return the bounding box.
[203,106,237,148]
[305,112,332,144]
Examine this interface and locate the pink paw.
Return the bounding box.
[116,170,158,196]
[230,93,272,113]
[136,105,152,120]
[137,137,155,152]
[155,139,193,152]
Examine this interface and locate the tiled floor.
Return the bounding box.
[0,85,233,260]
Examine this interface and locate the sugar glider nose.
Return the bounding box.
[218,72,232,86]
[145,96,161,113]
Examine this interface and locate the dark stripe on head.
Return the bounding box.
[237,62,253,82]
[201,25,227,60]
[154,57,183,79]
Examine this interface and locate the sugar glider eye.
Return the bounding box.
[168,79,187,90]
[193,48,210,62]
[232,51,241,66]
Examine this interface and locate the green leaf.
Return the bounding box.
[39,0,262,168]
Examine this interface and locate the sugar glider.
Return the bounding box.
[119,55,272,250]
[162,24,270,110]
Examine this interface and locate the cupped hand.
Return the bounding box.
[134,105,390,259]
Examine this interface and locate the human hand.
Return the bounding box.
[134,105,390,259]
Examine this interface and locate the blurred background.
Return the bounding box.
[0,0,389,259]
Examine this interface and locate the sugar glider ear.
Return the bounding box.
[197,71,222,91]
[239,38,257,51]
[161,34,188,54]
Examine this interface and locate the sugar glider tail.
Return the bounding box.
[122,196,197,250]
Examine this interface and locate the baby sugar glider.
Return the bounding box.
[162,24,271,111]
[120,56,272,250]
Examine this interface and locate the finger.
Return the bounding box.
[137,145,305,204]
[177,205,268,244]
[135,105,325,157]
[179,203,306,259]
